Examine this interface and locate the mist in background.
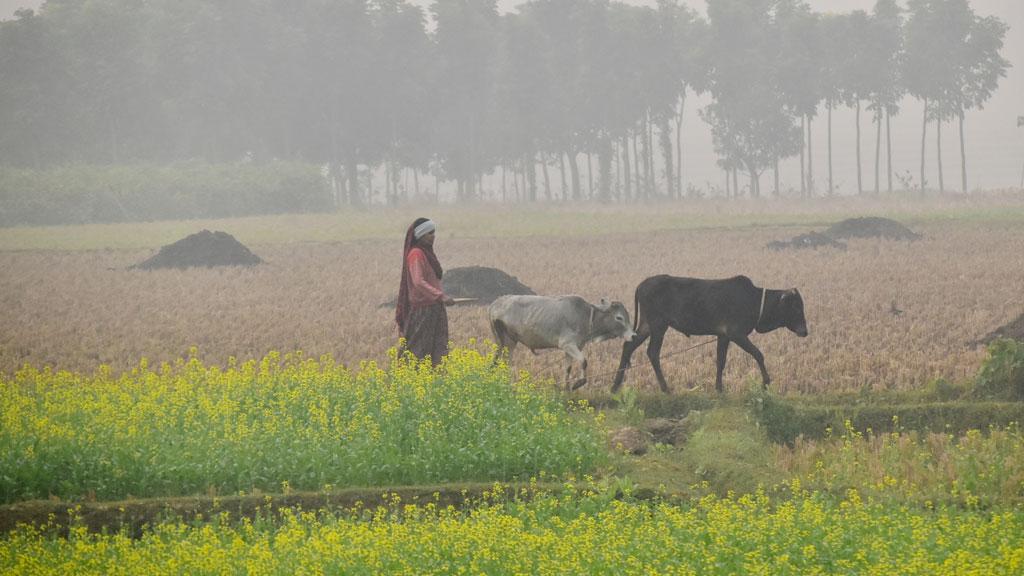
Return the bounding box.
[1,0,1020,212]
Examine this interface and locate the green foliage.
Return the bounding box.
[973,338,1024,401]
[610,386,645,426]
[0,161,333,226]
[677,407,782,495]
[756,393,1024,445]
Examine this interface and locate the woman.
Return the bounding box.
[395,217,454,364]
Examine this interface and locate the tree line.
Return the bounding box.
[0,0,1009,204]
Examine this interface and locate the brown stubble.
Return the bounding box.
[1,220,1021,394]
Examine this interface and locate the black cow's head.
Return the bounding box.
[781,289,809,337]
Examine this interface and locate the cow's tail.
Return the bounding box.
[490,317,509,350]
[487,313,503,344]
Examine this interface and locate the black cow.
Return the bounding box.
[612,275,808,394]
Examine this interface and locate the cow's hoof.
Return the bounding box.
[570,379,587,391]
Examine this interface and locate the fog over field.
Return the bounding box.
[1,0,1020,196]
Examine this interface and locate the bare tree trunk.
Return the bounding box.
[586,151,594,199]
[936,114,944,193]
[630,130,638,199]
[724,167,731,197]
[568,150,581,201]
[807,115,815,195]
[675,93,685,198]
[598,135,612,202]
[501,160,507,202]
[646,111,656,197]
[828,99,834,196]
[958,106,967,193]
[527,152,538,201]
[800,115,806,198]
[413,168,420,198]
[519,161,526,203]
[920,97,928,194]
[874,107,881,194]
[345,158,361,207]
[732,167,739,198]
[773,158,779,197]
[614,140,621,200]
[621,136,632,201]
[855,99,863,195]
[512,160,520,201]
[542,154,552,201]
[658,116,675,199]
[559,152,568,201]
[886,107,893,193]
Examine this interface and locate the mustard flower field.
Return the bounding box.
[3,488,1023,575]
[0,347,604,504]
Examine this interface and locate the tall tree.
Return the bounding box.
[839,10,875,195]
[371,0,434,204]
[0,9,72,165]
[702,0,800,197]
[431,0,500,201]
[865,0,904,194]
[943,1,1009,192]
[774,0,823,198]
[904,0,950,192]
[655,0,707,199]
[818,13,856,195]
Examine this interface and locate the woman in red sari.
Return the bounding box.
[395,217,454,364]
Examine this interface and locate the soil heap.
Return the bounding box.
[132,230,263,270]
[442,266,535,303]
[824,216,921,240]
[766,231,847,251]
[766,216,919,250]
[382,266,535,307]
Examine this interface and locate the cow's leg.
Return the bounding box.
[647,326,671,393]
[612,328,649,393]
[715,337,730,393]
[561,343,588,391]
[733,335,770,389]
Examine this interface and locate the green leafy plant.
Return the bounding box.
[973,339,1024,401]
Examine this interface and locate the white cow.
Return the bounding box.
[488,295,636,390]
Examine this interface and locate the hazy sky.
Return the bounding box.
[2,0,1021,192]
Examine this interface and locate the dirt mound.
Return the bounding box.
[766,231,847,251]
[442,266,535,303]
[824,217,921,240]
[977,312,1024,345]
[132,230,262,270]
[382,266,535,307]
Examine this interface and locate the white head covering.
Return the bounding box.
[413,219,436,240]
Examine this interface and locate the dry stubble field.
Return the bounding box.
[1,196,1022,394]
